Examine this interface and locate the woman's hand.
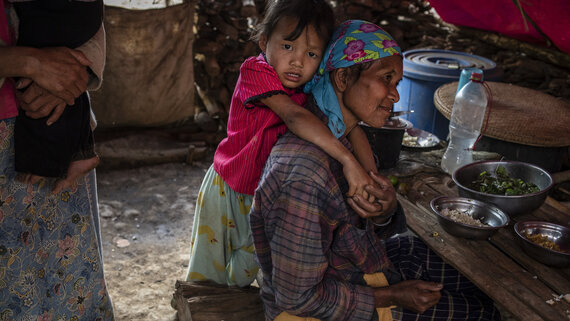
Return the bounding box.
[347,172,397,220]
[20,47,91,105]
[16,81,67,125]
[374,280,443,313]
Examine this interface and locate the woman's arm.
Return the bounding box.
[75,23,106,91]
[0,46,90,105]
[373,280,442,313]
[15,23,105,125]
[261,93,374,198]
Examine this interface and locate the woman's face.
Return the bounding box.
[341,56,403,128]
[259,17,326,89]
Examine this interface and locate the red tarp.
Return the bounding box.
[427,0,570,54]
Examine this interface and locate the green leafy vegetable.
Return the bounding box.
[470,165,540,196]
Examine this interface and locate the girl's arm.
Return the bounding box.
[347,126,377,174]
[261,93,374,198]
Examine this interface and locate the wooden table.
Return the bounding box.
[385,148,570,321]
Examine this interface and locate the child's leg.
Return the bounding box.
[187,165,231,284]
[186,165,257,287]
[51,155,99,194]
[225,188,258,286]
[52,117,98,194]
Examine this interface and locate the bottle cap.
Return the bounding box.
[470,72,483,82]
[457,68,483,94]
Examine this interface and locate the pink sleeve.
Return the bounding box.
[0,1,18,119]
[236,57,286,108]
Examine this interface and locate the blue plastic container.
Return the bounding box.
[394,49,503,140]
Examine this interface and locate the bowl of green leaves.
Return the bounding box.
[452,161,553,217]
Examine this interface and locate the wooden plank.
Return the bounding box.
[544,196,570,217]
[173,281,193,321]
[530,200,570,225]
[471,231,570,321]
[400,196,570,321]
[173,280,265,321]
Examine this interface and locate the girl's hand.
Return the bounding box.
[346,172,397,220]
[365,172,397,215]
[343,157,376,202]
[20,47,91,105]
[16,81,67,125]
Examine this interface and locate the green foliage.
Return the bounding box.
[471,166,540,196]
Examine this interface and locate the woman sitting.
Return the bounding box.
[250,20,501,321]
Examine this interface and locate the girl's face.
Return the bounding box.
[259,17,326,89]
[342,56,403,128]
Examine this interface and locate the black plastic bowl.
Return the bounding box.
[360,118,413,169]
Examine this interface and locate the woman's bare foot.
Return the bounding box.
[52,155,100,194]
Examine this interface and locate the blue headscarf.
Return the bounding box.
[304,20,401,138]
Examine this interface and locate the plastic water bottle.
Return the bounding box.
[441,72,488,174]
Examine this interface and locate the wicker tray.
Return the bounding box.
[434,81,570,147]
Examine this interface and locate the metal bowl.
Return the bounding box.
[452,161,553,217]
[430,196,510,239]
[514,221,570,267]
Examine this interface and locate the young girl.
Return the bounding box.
[187,0,380,287]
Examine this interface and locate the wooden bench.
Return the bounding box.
[172,280,265,321]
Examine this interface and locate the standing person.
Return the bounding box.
[186,0,389,287]
[0,1,114,319]
[10,0,103,194]
[250,20,501,321]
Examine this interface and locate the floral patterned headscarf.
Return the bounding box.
[304,20,401,138]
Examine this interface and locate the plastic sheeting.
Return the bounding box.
[427,0,570,54]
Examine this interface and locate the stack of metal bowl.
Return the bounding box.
[430,196,510,239]
[452,160,553,217]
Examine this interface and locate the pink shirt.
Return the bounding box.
[213,54,307,195]
[0,0,18,119]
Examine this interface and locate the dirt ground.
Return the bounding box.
[97,154,214,321]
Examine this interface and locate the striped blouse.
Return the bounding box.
[250,100,407,320]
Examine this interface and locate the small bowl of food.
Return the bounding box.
[430,196,510,239]
[453,161,553,217]
[402,128,440,148]
[514,221,570,267]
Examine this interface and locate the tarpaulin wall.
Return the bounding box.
[427,0,570,54]
[91,1,195,128]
